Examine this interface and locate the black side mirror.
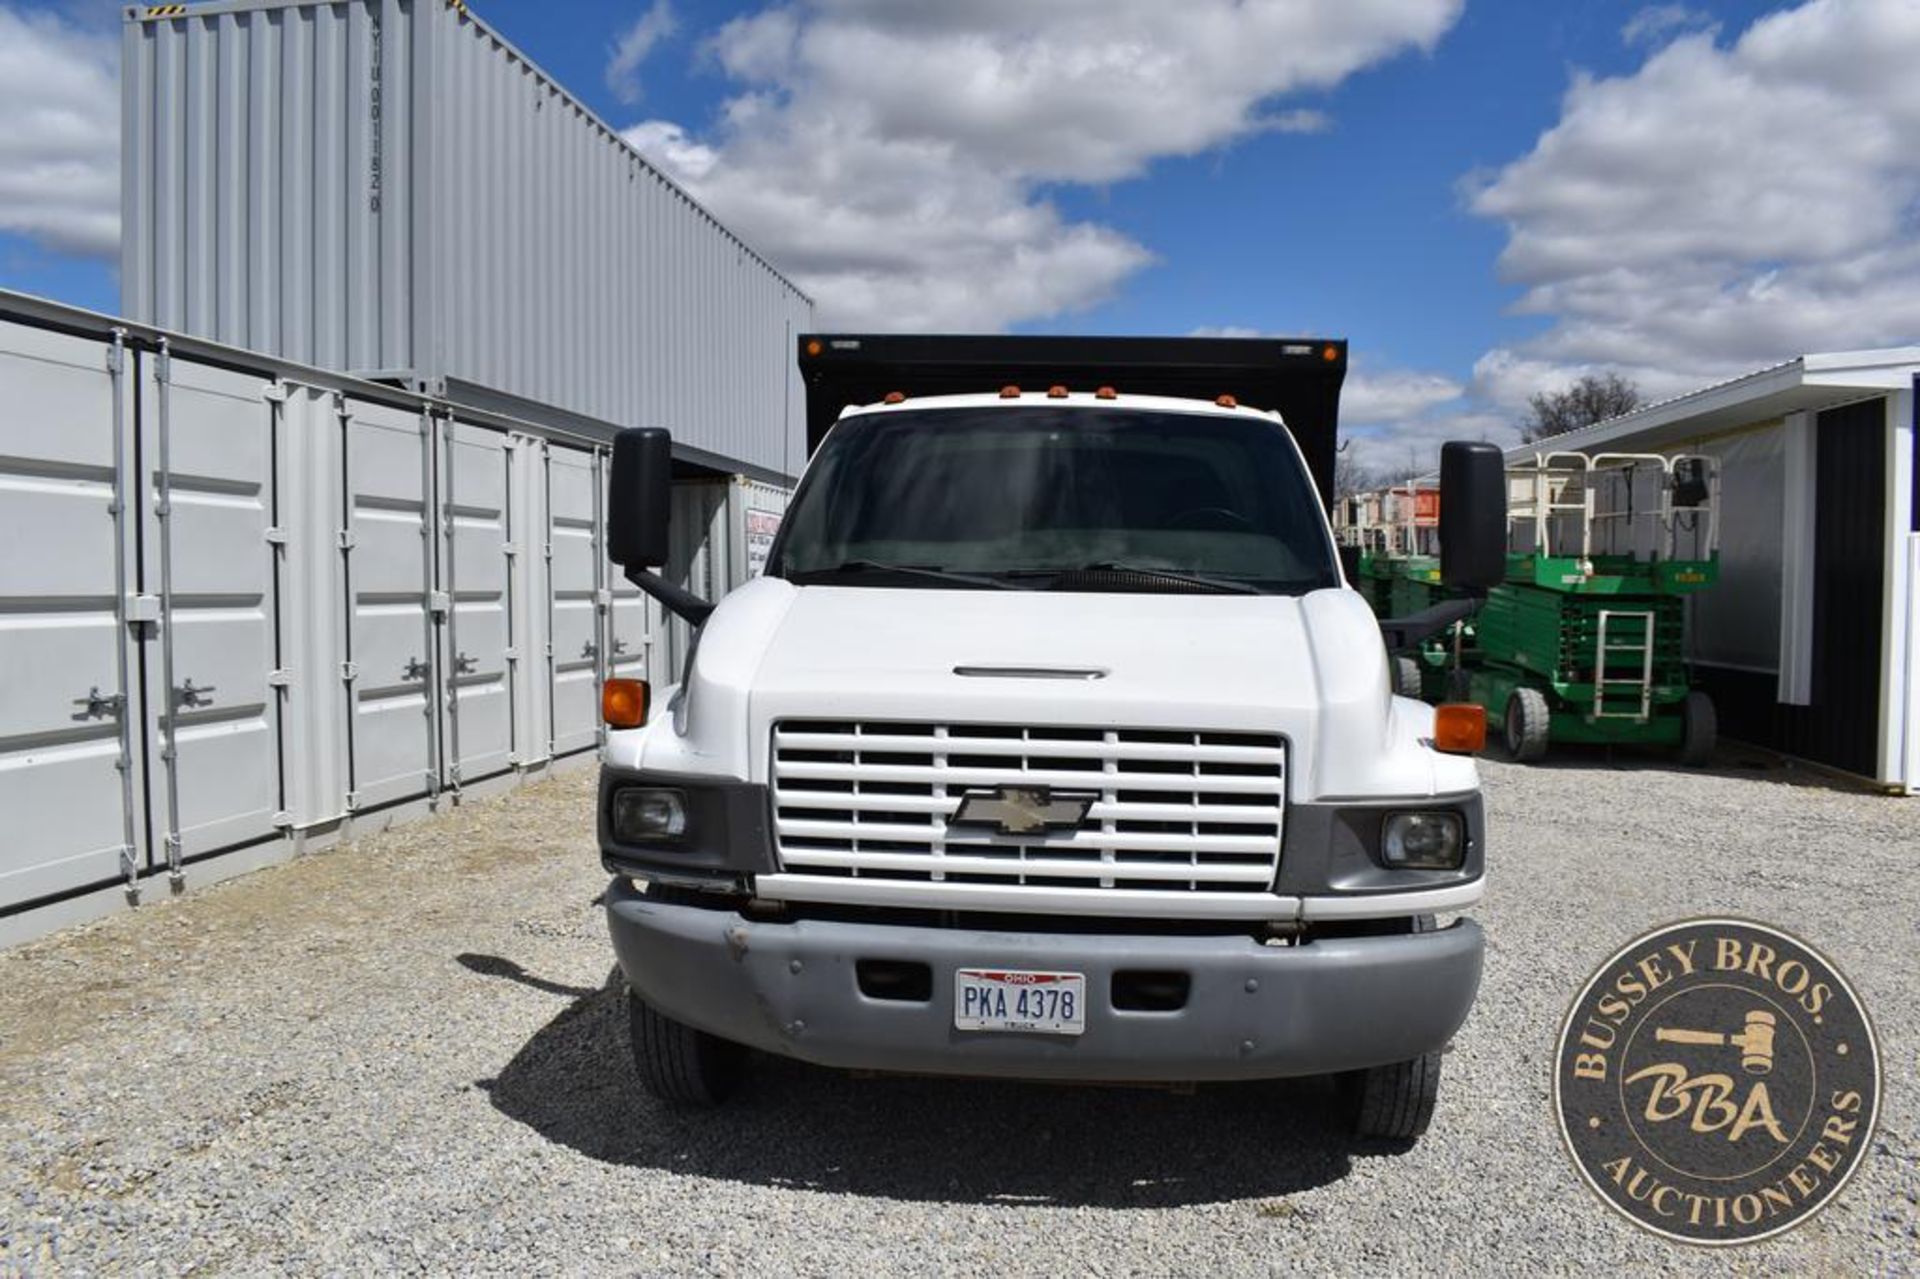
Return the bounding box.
[608,428,672,568]
[1439,440,1507,592]
[1671,457,1710,508]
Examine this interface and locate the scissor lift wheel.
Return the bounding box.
[1678,690,1717,766]
[1392,655,1423,700]
[1503,687,1551,762]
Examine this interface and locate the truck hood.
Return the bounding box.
[757,585,1327,715]
[645,577,1469,801]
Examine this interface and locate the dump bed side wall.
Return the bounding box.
[797,335,1347,510]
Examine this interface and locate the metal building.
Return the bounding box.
[120,0,812,477]
[0,289,788,943]
[1502,350,1918,793]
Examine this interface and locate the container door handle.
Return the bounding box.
[402,656,428,682]
[71,686,126,721]
[581,640,598,660]
[453,652,478,675]
[173,678,216,710]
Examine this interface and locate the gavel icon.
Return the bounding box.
[1654,1009,1777,1075]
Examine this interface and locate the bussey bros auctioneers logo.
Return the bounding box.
[1553,918,1881,1246]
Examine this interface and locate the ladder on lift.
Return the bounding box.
[1593,609,1655,721]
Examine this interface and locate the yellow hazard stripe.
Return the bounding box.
[142,4,187,17]
[446,0,468,13]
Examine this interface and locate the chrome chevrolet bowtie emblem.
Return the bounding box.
[949,785,1095,835]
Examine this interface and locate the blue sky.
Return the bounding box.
[4,0,1916,470]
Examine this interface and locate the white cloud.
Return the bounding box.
[0,6,119,259]
[607,0,678,105]
[1342,411,1519,478]
[1470,0,1920,408]
[1186,326,1480,475]
[1339,370,1500,477]
[1343,367,1465,424]
[635,0,1464,329]
[1186,325,1269,339]
[620,120,718,182]
[1621,5,1715,47]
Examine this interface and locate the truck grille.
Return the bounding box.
[770,721,1285,894]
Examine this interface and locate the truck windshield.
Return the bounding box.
[769,407,1339,594]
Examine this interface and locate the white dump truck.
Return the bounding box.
[595,335,1506,1139]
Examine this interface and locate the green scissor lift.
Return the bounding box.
[1337,484,1457,699]
[1465,451,1721,763]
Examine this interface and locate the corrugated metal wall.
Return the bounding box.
[0,294,787,931]
[123,0,812,478]
[1696,397,1888,778]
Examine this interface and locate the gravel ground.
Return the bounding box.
[1,749,1915,1275]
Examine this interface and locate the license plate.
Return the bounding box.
[954,969,1086,1036]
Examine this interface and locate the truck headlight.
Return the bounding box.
[1381,812,1465,869]
[612,787,689,843]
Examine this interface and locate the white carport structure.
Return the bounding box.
[1505,349,1918,793]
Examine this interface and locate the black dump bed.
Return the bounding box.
[797,333,1348,509]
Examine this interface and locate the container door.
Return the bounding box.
[507,435,552,770]
[439,420,515,785]
[343,402,439,810]
[548,443,603,754]
[140,349,284,866]
[0,324,145,906]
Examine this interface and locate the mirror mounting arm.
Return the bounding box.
[621,564,714,627]
[1378,598,1479,653]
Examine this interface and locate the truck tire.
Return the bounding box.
[1348,1050,1443,1141]
[1392,655,1424,701]
[1337,912,1442,1140]
[1502,687,1550,762]
[1678,690,1717,767]
[628,990,745,1106]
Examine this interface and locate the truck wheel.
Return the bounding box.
[628,990,745,1106]
[1348,1050,1443,1141]
[1678,690,1717,767]
[1502,687,1550,762]
[1392,655,1424,700]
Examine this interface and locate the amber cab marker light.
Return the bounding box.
[999,385,1022,398]
[1432,703,1487,755]
[804,338,823,357]
[1047,384,1069,398]
[603,678,650,729]
[883,390,906,404]
[1095,385,1118,399]
[1321,344,1339,362]
[1215,393,1238,408]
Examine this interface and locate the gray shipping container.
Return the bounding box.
[121,0,813,479]
[0,288,788,943]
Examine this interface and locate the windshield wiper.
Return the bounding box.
[788,559,1029,590]
[1008,563,1263,595]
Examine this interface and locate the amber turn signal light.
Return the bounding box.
[1432,703,1486,754]
[603,677,650,729]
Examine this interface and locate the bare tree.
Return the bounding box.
[1520,372,1642,443]
[1334,449,1378,498]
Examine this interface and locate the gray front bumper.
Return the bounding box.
[606,880,1483,1082]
